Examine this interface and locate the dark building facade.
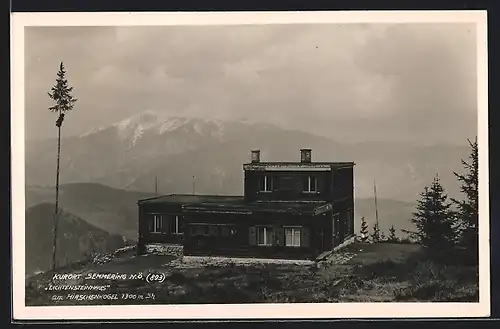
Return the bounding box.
[137,149,355,260]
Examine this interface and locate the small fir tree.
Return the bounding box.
[451,138,479,258]
[380,230,386,242]
[359,217,369,242]
[388,224,398,242]
[370,222,380,243]
[404,174,457,251]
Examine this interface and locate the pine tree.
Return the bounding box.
[451,138,479,257]
[359,217,369,242]
[48,62,77,274]
[388,225,398,242]
[404,175,457,251]
[370,222,380,243]
[380,230,386,242]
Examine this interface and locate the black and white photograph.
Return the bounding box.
[11,11,489,320]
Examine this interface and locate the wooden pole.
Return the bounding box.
[51,109,62,275]
[155,175,158,196]
[192,176,195,195]
[374,180,379,228]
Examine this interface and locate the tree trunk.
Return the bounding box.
[51,110,62,275]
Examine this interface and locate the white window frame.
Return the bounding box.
[303,175,317,192]
[257,226,272,246]
[260,175,273,192]
[150,214,163,233]
[172,215,181,235]
[284,227,301,247]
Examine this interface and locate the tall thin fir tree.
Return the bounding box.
[451,138,479,258]
[48,62,77,274]
[404,174,457,251]
[359,217,369,243]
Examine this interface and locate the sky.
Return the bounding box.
[24,23,478,145]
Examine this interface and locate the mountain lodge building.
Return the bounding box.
[137,149,355,260]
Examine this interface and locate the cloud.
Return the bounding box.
[24,23,477,145]
[352,23,477,142]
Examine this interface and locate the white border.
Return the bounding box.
[11,10,489,320]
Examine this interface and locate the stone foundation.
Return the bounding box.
[181,256,315,267]
[315,235,356,262]
[145,243,183,257]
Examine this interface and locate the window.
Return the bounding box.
[168,215,181,234]
[190,225,206,236]
[150,214,163,233]
[220,226,237,237]
[259,175,273,192]
[285,227,301,247]
[209,225,219,236]
[303,176,317,192]
[257,226,273,246]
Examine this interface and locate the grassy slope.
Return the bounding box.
[25,203,129,276]
[26,243,478,305]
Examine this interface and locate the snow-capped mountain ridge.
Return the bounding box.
[79,110,277,147]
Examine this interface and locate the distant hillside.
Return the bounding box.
[26,183,155,240]
[355,198,416,237]
[25,111,470,202]
[25,203,129,276]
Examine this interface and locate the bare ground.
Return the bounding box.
[25,243,479,305]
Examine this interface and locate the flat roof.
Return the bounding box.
[138,194,244,205]
[138,194,332,215]
[243,161,355,171]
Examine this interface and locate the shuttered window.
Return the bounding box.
[257,226,273,246]
[167,215,182,234]
[303,176,317,192]
[301,227,310,247]
[259,176,273,192]
[149,214,163,233]
[249,227,257,245]
[275,226,285,246]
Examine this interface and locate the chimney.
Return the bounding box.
[251,150,261,163]
[300,149,312,163]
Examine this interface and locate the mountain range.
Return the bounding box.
[25,110,470,201]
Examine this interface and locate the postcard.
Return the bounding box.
[11,10,489,320]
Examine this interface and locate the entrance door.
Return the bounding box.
[333,213,341,247]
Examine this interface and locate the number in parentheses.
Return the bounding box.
[146,272,165,284]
